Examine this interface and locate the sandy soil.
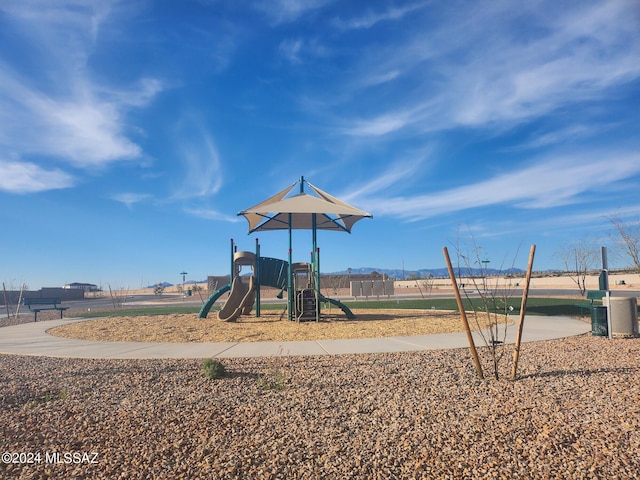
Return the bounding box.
[48,309,480,343]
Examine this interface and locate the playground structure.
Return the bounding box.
[199,177,371,322]
[198,238,355,321]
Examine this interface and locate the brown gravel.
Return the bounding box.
[47,309,469,343]
[1,334,639,479]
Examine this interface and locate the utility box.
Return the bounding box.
[590,306,608,337]
[608,296,639,337]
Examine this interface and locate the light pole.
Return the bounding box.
[180,271,188,296]
[481,259,490,291]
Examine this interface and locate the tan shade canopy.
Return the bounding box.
[238,178,372,233]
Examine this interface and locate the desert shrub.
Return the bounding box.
[256,371,286,391]
[256,347,289,391]
[202,358,226,380]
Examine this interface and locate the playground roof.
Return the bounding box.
[238,178,372,234]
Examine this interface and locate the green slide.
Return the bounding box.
[318,293,356,320]
[198,283,231,318]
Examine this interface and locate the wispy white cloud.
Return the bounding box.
[278,38,304,64]
[184,207,240,223]
[504,124,605,151]
[337,1,640,138]
[0,72,143,165]
[106,78,164,109]
[462,202,640,246]
[356,150,640,221]
[111,192,152,209]
[341,98,438,137]
[344,114,409,137]
[254,0,335,25]
[332,2,429,31]
[0,159,74,194]
[170,117,224,200]
[342,147,436,202]
[0,0,164,186]
[358,70,401,88]
[278,37,330,64]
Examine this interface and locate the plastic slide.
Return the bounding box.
[240,277,256,315]
[318,293,356,320]
[198,283,231,318]
[216,275,256,322]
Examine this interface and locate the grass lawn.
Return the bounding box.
[76,297,615,319]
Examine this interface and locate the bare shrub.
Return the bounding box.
[454,235,520,380]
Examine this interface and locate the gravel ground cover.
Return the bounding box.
[2,329,639,479]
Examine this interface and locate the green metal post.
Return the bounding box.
[255,238,261,317]
[316,247,321,318]
[312,212,317,258]
[288,213,293,321]
[229,238,235,283]
[312,214,318,286]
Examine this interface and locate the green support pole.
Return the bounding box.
[312,213,317,264]
[316,246,321,319]
[288,213,293,321]
[255,238,261,318]
[312,212,319,306]
[229,238,235,283]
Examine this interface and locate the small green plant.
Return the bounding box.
[256,347,289,391]
[256,371,286,391]
[202,358,226,380]
[20,389,68,409]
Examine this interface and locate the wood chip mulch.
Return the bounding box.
[47,309,469,343]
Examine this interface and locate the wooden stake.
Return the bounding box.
[442,247,484,379]
[16,284,25,318]
[3,283,10,319]
[511,244,536,380]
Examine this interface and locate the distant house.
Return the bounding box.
[63,282,99,292]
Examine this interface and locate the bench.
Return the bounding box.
[23,297,69,322]
[587,290,607,302]
[574,290,608,316]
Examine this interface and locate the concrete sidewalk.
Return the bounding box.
[0,315,591,359]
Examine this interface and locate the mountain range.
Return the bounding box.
[331,267,526,279]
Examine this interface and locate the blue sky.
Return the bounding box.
[1,0,639,290]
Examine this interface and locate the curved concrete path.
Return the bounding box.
[0,316,591,359]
